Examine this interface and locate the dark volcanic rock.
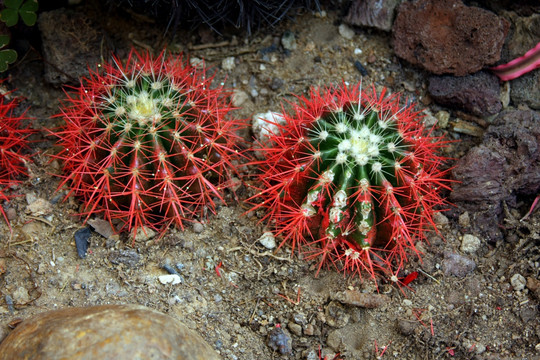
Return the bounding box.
[428,71,502,116]
[0,305,220,360]
[345,0,400,32]
[510,70,540,110]
[392,0,509,76]
[451,110,540,241]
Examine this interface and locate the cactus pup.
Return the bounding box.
[52,48,246,236]
[0,86,33,225]
[249,83,450,280]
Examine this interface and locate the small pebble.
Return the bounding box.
[338,23,355,39]
[461,234,481,253]
[293,313,306,325]
[458,211,470,227]
[510,273,526,291]
[232,90,249,107]
[287,321,302,336]
[159,274,182,285]
[5,295,14,313]
[131,226,156,242]
[258,231,276,250]
[281,31,297,51]
[26,198,53,216]
[267,325,292,355]
[161,263,179,275]
[433,212,449,226]
[74,227,91,259]
[435,110,450,129]
[442,252,476,277]
[221,56,235,71]
[304,323,314,336]
[192,221,204,233]
[6,207,16,221]
[12,287,30,304]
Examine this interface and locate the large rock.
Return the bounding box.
[451,110,540,241]
[392,0,509,76]
[0,305,220,360]
[428,71,502,116]
[39,8,104,85]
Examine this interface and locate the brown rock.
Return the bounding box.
[345,0,400,32]
[451,110,540,241]
[0,305,219,360]
[392,0,509,76]
[428,71,502,116]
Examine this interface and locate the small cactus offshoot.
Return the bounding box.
[249,83,450,280]
[52,48,246,235]
[0,86,33,224]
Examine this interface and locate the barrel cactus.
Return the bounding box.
[52,48,246,235]
[249,83,450,280]
[0,87,33,224]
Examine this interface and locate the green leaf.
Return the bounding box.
[4,0,23,9]
[19,1,38,26]
[0,8,19,27]
[0,35,10,48]
[0,49,17,72]
[22,0,38,11]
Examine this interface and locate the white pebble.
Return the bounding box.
[221,56,236,71]
[258,231,276,250]
[159,274,182,285]
[192,221,204,233]
[354,48,362,55]
[339,24,355,40]
[461,234,481,253]
[510,273,526,291]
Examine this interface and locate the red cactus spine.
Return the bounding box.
[0,87,33,225]
[52,48,246,235]
[249,83,450,280]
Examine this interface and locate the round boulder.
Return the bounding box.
[0,304,219,360]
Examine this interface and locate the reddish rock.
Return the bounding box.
[451,110,540,241]
[0,305,219,360]
[428,71,502,116]
[392,0,509,76]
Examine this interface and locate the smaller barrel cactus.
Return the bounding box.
[249,83,450,280]
[0,86,33,224]
[52,48,246,235]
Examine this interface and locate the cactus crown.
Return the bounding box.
[249,83,449,280]
[53,49,245,236]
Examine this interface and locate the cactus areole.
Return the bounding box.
[53,49,245,235]
[250,83,449,279]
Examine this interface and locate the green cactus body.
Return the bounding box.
[250,83,449,279]
[53,49,245,236]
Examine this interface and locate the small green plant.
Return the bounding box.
[0,0,38,72]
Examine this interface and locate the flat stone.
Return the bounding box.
[345,0,400,31]
[0,305,219,360]
[428,72,502,116]
[442,252,476,277]
[392,0,509,75]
